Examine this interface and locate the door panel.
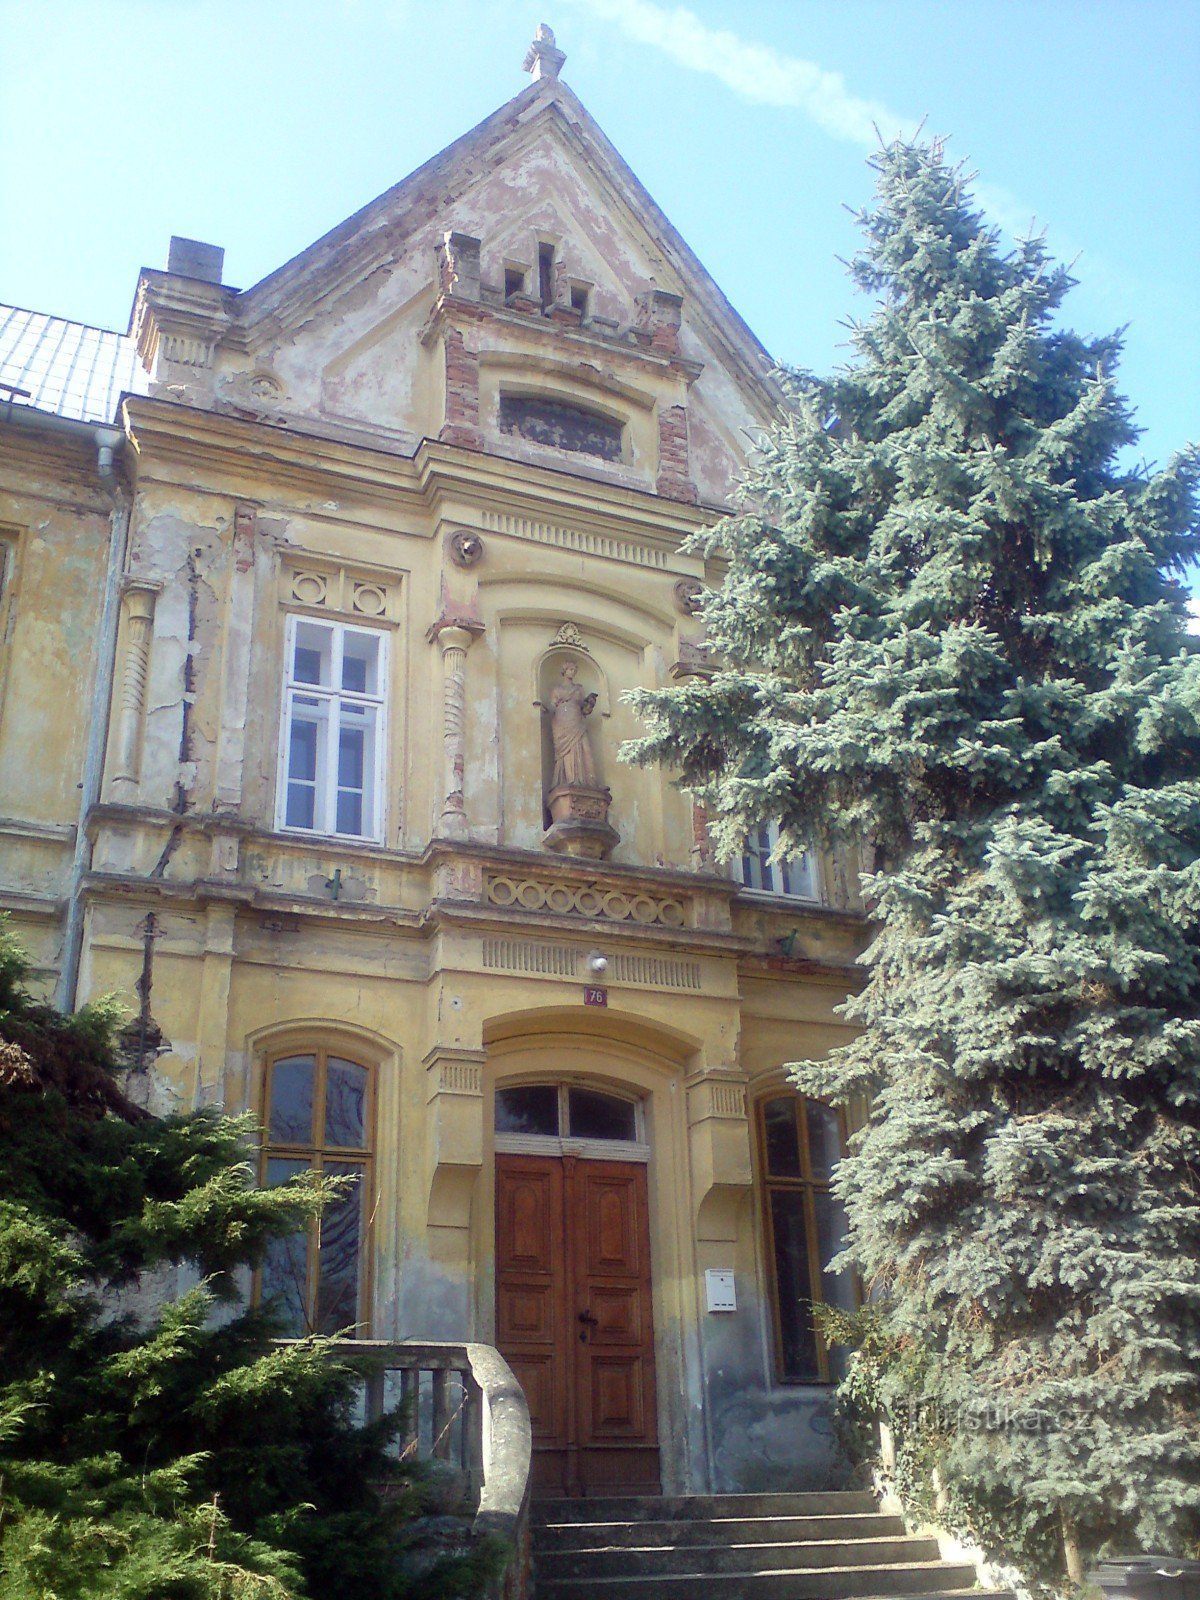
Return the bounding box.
[496,1151,659,1498]
[495,1156,569,1474]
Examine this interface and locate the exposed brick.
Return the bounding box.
[656,402,697,502]
[440,327,481,449]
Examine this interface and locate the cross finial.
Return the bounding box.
[523,23,566,81]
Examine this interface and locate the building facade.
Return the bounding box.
[0,32,866,1498]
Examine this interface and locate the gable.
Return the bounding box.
[134,75,784,506]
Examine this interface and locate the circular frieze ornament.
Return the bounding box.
[291,571,327,606]
[673,578,705,617]
[449,530,485,568]
[352,582,387,617]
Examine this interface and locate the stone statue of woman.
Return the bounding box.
[547,660,599,789]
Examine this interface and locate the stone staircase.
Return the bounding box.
[531,1490,1010,1600]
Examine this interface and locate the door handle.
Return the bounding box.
[577,1310,599,1326]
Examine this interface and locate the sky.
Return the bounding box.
[2,0,1197,590]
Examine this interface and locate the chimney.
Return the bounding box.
[166,236,225,285]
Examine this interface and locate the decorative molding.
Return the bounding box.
[479,509,671,569]
[481,936,703,990]
[485,874,687,928]
[669,636,716,681]
[709,1081,747,1119]
[483,937,578,977]
[609,951,702,990]
[432,623,482,840]
[549,621,590,654]
[448,529,485,568]
[687,1072,750,1125]
[673,577,705,617]
[111,579,162,792]
[423,1046,486,1100]
[159,332,217,369]
[282,558,399,622]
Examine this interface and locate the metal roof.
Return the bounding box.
[0,304,148,424]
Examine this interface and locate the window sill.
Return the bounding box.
[734,886,824,907]
[277,823,385,848]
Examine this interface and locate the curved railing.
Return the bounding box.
[323,1339,532,1599]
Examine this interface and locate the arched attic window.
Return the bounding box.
[499,391,624,462]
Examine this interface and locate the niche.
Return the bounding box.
[535,646,618,859]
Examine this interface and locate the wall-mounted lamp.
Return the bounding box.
[586,951,609,977]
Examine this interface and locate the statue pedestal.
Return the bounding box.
[544,784,620,860]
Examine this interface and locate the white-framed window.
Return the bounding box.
[738,821,819,900]
[276,615,387,842]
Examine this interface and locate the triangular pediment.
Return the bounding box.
[136,73,784,503]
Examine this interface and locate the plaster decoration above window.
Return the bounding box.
[283,559,400,624]
[499,391,624,462]
[478,508,671,570]
[737,821,820,901]
[485,873,686,928]
[481,938,703,991]
[276,615,388,843]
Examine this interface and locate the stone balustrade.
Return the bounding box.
[316,1339,532,1598]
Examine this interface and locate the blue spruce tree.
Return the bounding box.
[628,140,1200,1585]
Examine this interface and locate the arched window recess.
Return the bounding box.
[257,1046,374,1337]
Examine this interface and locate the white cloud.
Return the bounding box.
[563,0,916,147]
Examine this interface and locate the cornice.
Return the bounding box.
[119,396,724,542]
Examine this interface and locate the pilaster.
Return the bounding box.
[110,579,161,795]
[429,618,485,840]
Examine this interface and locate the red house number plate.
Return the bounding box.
[583,986,608,1006]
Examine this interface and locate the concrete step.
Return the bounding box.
[532,1491,878,1525]
[534,1561,983,1599]
[540,1535,944,1581]
[535,1513,908,1551]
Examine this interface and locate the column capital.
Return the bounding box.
[427,616,485,649]
[121,577,162,622]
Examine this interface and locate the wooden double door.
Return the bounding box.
[495,1152,660,1498]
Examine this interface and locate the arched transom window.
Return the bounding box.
[757,1092,855,1382]
[259,1048,373,1336]
[495,1082,646,1160]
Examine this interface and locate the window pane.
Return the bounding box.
[338,722,365,787]
[770,1188,820,1380]
[288,714,318,781]
[261,1157,310,1335]
[269,1056,316,1144]
[783,852,817,900]
[293,621,332,686]
[756,827,777,892]
[805,1100,842,1182]
[813,1189,856,1311]
[286,704,321,829]
[336,706,376,837]
[568,1087,637,1142]
[762,1097,802,1178]
[316,1162,366,1334]
[325,1058,368,1148]
[495,1084,559,1136]
[341,632,380,696]
[286,782,315,830]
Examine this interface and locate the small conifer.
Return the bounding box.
[0,922,493,1599]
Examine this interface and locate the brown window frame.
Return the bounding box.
[257,1045,375,1337]
[756,1091,856,1384]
